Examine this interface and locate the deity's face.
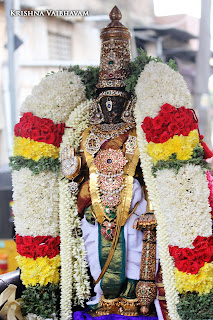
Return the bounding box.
[99,96,127,124]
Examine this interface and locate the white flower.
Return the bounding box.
[135,61,192,121]
[61,99,91,152]
[12,168,59,237]
[20,71,86,124]
[155,165,212,248]
[59,101,90,320]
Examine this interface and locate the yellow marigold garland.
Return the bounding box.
[175,262,213,295]
[13,137,59,161]
[16,254,60,287]
[146,129,199,164]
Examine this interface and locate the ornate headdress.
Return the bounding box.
[90,6,135,125]
[96,6,131,89]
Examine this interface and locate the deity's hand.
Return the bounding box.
[61,146,81,180]
[133,213,157,231]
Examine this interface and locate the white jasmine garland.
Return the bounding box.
[59,100,91,320]
[61,99,91,151]
[12,168,59,237]
[135,61,192,122]
[155,165,212,248]
[20,71,86,124]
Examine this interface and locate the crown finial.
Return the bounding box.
[109,6,122,22]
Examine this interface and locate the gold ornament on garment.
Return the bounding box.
[82,127,140,227]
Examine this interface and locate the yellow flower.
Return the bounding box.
[13,137,59,161]
[146,130,199,163]
[175,262,213,295]
[16,254,60,287]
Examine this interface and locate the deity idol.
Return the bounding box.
[7,5,212,320]
[62,6,162,318]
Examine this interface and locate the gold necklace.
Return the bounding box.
[92,122,135,140]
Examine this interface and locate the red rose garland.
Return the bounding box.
[16,234,60,260]
[14,112,65,147]
[141,104,198,143]
[169,235,213,274]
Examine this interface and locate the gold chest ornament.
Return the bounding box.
[82,126,140,229]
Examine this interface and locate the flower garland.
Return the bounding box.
[22,284,59,320]
[175,262,213,295]
[14,113,65,147]
[9,156,60,175]
[155,165,211,248]
[11,71,87,319]
[17,255,60,287]
[169,235,213,274]
[20,71,86,124]
[59,100,91,320]
[12,169,59,237]
[142,104,198,143]
[135,61,191,122]
[16,235,60,259]
[13,137,59,161]
[135,61,212,320]
[151,144,209,176]
[177,291,213,320]
[146,129,199,163]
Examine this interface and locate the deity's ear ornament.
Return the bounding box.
[89,99,105,124]
[121,96,136,124]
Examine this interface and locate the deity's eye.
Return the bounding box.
[107,159,112,164]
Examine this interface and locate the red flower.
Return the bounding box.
[193,236,207,247]
[187,261,201,275]
[159,131,170,143]
[174,249,185,260]
[176,119,185,129]
[21,123,32,136]
[181,128,190,136]
[20,112,33,122]
[207,236,213,246]
[182,248,195,260]
[194,240,209,252]
[153,116,164,129]
[189,123,198,131]
[161,113,172,125]
[160,103,176,114]
[16,235,60,259]
[199,247,212,263]
[14,113,65,147]
[14,123,21,136]
[142,117,153,133]
[145,134,152,143]
[36,244,49,259]
[168,123,181,135]
[175,259,190,273]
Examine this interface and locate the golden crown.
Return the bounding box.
[96,6,131,89]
